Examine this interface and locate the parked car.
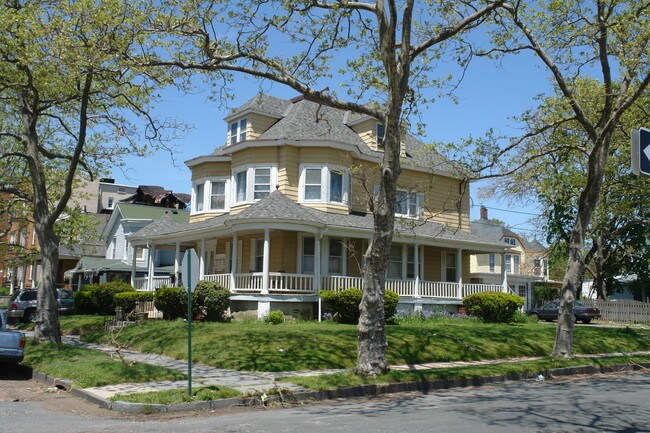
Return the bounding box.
[6,288,74,323]
[528,301,601,324]
[0,308,26,364]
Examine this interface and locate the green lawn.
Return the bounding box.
[285,354,650,390]
[110,385,241,404]
[23,341,186,388]
[81,318,650,371]
[14,314,108,335]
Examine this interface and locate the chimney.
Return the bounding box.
[480,205,488,220]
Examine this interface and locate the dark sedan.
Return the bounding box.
[528,301,601,324]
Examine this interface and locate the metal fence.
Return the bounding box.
[581,299,650,324]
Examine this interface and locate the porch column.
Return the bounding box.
[174,242,180,287]
[315,235,322,292]
[147,244,156,291]
[131,246,137,287]
[456,249,463,299]
[261,228,270,294]
[199,238,206,280]
[501,252,508,292]
[413,243,420,298]
[230,234,238,290]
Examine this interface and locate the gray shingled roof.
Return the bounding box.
[226,93,291,120]
[470,218,518,243]
[228,189,324,224]
[131,191,504,249]
[130,215,181,239]
[212,94,456,173]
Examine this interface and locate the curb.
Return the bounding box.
[32,362,650,414]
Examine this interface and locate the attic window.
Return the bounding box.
[228,118,247,145]
[504,237,517,246]
[376,123,385,146]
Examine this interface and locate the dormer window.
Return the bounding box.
[376,123,385,146]
[504,237,517,246]
[228,118,247,145]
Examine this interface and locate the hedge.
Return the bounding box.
[192,280,230,322]
[73,281,135,315]
[320,288,399,324]
[462,291,524,323]
[153,286,187,320]
[114,291,154,312]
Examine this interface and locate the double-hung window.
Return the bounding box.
[504,237,517,246]
[232,165,277,204]
[228,119,247,145]
[395,190,421,217]
[235,171,247,202]
[253,168,271,199]
[444,252,457,282]
[299,165,348,204]
[304,168,322,200]
[505,254,520,273]
[489,253,496,273]
[192,178,228,214]
[328,238,344,275]
[387,245,402,278]
[302,237,315,274]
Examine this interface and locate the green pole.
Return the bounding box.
[187,253,192,398]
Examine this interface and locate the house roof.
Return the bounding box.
[470,218,548,253]
[67,256,174,277]
[211,94,456,174]
[129,191,506,251]
[116,203,190,223]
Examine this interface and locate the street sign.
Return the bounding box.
[181,248,199,292]
[631,127,650,178]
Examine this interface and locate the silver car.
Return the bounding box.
[6,289,74,323]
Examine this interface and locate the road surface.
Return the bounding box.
[1,367,648,433]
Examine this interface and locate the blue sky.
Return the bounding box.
[112,46,552,240]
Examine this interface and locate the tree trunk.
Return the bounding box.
[356,115,401,376]
[552,133,611,357]
[594,232,607,300]
[33,223,61,344]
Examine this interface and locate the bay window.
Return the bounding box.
[233,165,277,204]
[299,165,349,204]
[192,178,229,214]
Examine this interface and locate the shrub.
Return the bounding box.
[154,286,188,320]
[114,291,154,313]
[73,281,135,315]
[320,288,399,324]
[192,280,230,322]
[264,309,285,325]
[463,291,525,323]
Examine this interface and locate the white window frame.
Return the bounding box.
[327,238,346,276]
[505,254,520,274]
[298,164,349,205]
[442,252,457,282]
[489,253,496,273]
[228,118,248,146]
[135,247,145,261]
[395,189,423,218]
[232,165,278,204]
[192,177,230,215]
[504,237,517,246]
[299,236,316,274]
[107,197,115,210]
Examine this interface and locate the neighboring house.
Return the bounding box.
[583,274,649,302]
[69,203,189,289]
[0,193,38,291]
[128,93,510,318]
[121,185,190,210]
[470,206,549,310]
[70,177,138,214]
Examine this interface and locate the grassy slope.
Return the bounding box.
[23,342,186,388]
[82,319,650,372]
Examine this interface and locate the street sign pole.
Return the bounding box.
[187,252,192,398]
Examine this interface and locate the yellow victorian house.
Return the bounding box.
[129,94,509,318]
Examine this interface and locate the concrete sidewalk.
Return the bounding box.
[62,335,342,399]
[59,335,650,401]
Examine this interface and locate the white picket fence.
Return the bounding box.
[581,299,650,324]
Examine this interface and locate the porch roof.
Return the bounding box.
[128,191,508,252]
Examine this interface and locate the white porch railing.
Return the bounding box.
[133,276,172,292]
[463,283,504,297]
[188,273,506,300]
[420,281,459,298]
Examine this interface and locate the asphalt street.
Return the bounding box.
[1,369,649,433]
